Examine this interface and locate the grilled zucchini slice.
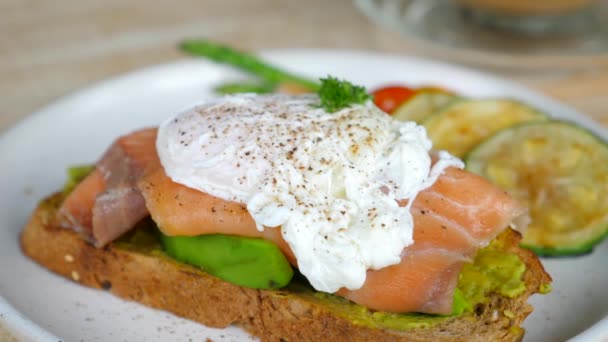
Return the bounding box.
[392,91,457,123]
[423,99,547,157]
[466,121,608,256]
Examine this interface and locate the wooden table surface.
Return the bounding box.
[1,0,607,340]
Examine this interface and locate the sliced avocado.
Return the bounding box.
[159,233,294,290]
[458,244,526,305]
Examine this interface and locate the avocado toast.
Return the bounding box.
[22,191,550,341]
[20,92,551,341]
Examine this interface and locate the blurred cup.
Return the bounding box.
[454,0,598,35]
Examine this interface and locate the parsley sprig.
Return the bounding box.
[317,76,372,113]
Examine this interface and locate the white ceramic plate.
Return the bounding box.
[0,50,606,342]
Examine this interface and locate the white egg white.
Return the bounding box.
[157,94,463,292]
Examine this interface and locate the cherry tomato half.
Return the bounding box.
[371,86,416,114]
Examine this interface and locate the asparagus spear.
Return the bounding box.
[214,82,276,94]
[180,40,371,113]
[180,40,320,92]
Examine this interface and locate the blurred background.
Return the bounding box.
[1,0,607,133]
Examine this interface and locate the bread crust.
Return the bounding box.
[20,194,551,342]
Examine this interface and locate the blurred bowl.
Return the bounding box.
[355,0,608,70]
[455,0,597,35]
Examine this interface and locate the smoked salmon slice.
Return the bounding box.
[338,168,526,314]
[139,167,294,262]
[59,169,105,240]
[60,128,157,247]
[59,128,526,315]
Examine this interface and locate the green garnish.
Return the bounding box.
[180,39,320,92]
[317,76,372,113]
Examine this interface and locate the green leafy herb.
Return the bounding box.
[317,76,372,113]
[180,40,320,92]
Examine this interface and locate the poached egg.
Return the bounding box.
[157,94,462,292]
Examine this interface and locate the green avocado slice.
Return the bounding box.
[159,232,294,290]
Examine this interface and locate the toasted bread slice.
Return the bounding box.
[21,193,550,342]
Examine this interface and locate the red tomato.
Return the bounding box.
[371,86,416,114]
